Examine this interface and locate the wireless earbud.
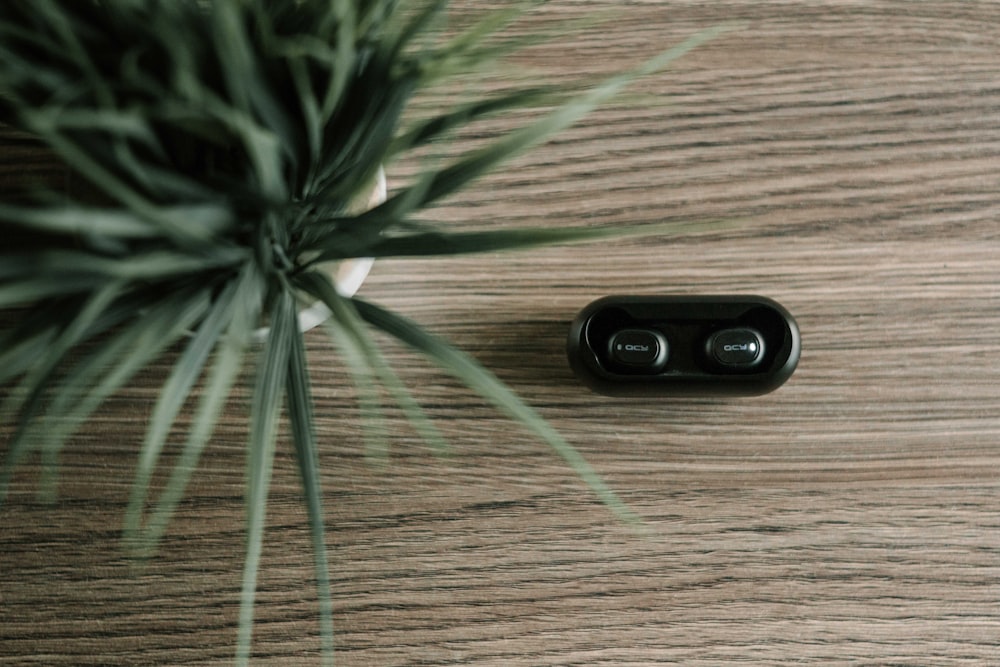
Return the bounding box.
[606,328,669,374]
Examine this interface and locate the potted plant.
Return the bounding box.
[0,1,727,663]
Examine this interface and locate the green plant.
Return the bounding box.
[0,0,727,663]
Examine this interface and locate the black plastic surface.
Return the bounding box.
[567,295,800,396]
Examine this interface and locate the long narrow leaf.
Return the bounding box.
[284,295,335,665]
[319,300,392,462]
[0,248,247,283]
[124,273,245,543]
[352,297,641,528]
[131,265,263,560]
[318,1,357,123]
[209,2,290,201]
[379,25,735,212]
[33,288,212,502]
[387,87,550,158]
[9,117,217,245]
[283,48,324,179]
[384,0,447,63]
[419,1,536,81]
[129,328,247,560]
[0,287,210,504]
[307,214,741,266]
[0,325,58,387]
[332,305,449,457]
[0,205,159,239]
[320,217,736,261]
[32,0,114,107]
[0,203,236,240]
[0,291,142,387]
[298,270,448,458]
[0,325,57,503]
[0,281,123,444]
[0,275,106,308]
[237,287,294,667]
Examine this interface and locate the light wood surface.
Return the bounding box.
[3,1,1000,664]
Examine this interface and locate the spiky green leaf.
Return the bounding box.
[237,287,294,666]
[352,297,642,528]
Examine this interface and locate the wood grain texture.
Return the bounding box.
[3,1,1000,664]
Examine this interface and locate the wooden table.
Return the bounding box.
[3,1,999,664]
